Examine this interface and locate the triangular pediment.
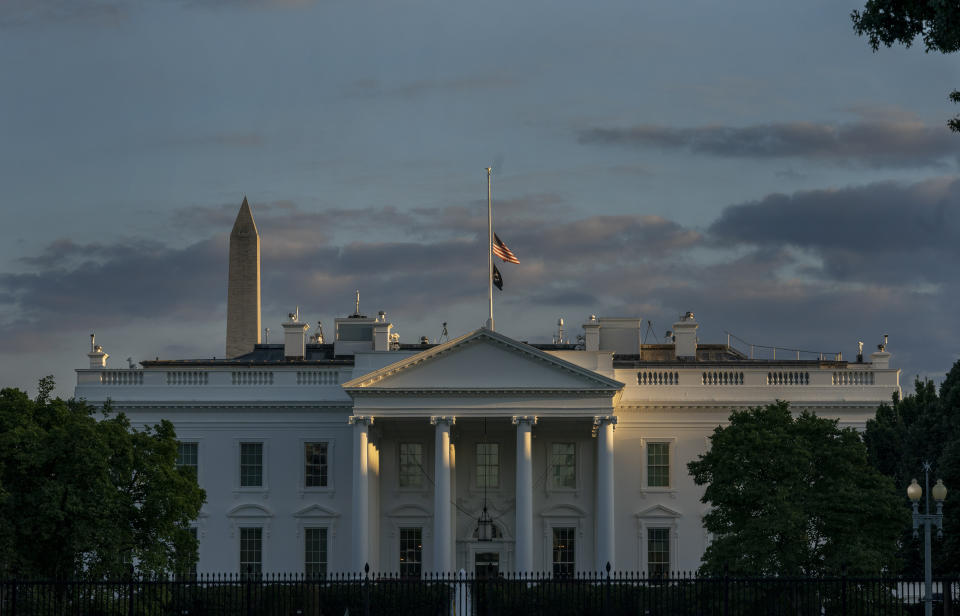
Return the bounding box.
[343,329,623,394]
[635,504,682,519]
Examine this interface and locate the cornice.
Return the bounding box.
[344,387,619,397]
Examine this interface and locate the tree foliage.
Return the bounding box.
[0,377,205,579]
[689,402,905,576]
[851,1,960,131]
[864,361,960,575]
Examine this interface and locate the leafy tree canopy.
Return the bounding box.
[0,377,205,579]
[864,361,960,575]
[852,1,960,131]
[689,402,905,576]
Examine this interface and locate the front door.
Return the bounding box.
[474,552,499,578]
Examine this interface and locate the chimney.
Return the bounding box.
[583,315,600,351]
[373,311,392,351]
[282,309,309,359]
[673,311,698,360]
[88,334,109,368]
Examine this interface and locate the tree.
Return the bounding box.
[0,377,205,579]
[863,362,960,575]
[851,2,960,131]
[688,402,905,576]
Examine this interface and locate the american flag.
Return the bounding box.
[492,234,519,264]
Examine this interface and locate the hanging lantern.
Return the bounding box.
[476,505,494,542]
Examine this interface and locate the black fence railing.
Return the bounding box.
[0,571,957,616]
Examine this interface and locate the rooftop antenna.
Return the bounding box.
[355,290,361,316]
[90,333,96,352]
[438,322,449,343]
[264,327,270,344]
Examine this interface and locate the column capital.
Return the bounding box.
[348,415,374,426]
[512,415,538,426]
[592,415,617,436]
[429,415,456,426]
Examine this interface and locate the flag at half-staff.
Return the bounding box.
[492,233,520,264]
[492,264,503,291]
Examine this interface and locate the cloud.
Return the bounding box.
[578,119,960,168]
[344,75,516,100]
[4,185,959,387]
[708,176,960,284]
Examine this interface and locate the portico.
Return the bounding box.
[342,328,624,573]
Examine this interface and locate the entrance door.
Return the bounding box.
[474,552,499,578]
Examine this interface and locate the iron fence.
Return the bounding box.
[0,571,956,616]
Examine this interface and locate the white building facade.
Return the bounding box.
[75,312,899,577]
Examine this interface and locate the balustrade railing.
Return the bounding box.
[165,371,209,386]
[231,371,274,386]
[767,371,809,385]
[637,371,679,386]
[701,371,744,386]
[100,371,144,385]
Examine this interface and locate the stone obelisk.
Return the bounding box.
[226,197,261,358]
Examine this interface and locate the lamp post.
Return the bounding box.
[907,462,948,616]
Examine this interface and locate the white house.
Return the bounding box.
[73,203,900,577]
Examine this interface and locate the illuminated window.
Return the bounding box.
[552,527,576,577]
[399,527,422,578]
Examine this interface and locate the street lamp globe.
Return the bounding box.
[932,479,947,502]
[908,478,922,502]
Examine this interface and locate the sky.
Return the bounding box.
[2,0,959,399]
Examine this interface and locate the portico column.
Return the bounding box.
[431,416,455,572]
[349,415,373,572]
[594,415,617,571]
[513,415,537,573]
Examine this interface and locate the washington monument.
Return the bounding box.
[226,197,261,358]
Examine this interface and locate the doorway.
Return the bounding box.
[474,552,499,578]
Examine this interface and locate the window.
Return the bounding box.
[179,527,198,578]
[304,442,328,488]
[305,527,328,578]
[240,442,263,487]
[399,443,424,488]
[647,528,670,578]
[647,443,670,488]
[551,443,576,489]
[476,443,500,489]
[552,527,576,577]
[177,442,198,472]
[399,527,422,578]
[240,527,262,576]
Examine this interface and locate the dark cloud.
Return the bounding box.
[578,119,960,168]
[709,177,960,284]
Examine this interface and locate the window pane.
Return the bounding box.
[399,527,422,578]
[399,443,423,488]
[476,443,499,489]
[305,442,328,488]
[177,442,198,471]
[552,527,576,577]
[551,443,576,489]
[240,527,262,577]
[647,443,670,488]
[648,528,670,578]
[240,443,263,487]
[305,528,328,579]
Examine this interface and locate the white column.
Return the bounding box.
[594,415,617,572]
[431,416,455,572]
[349,415,373,572]
[513,415,537,573]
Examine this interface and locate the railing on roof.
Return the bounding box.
[725,331,842,362]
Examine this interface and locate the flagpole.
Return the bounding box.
[486,167,494,331]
